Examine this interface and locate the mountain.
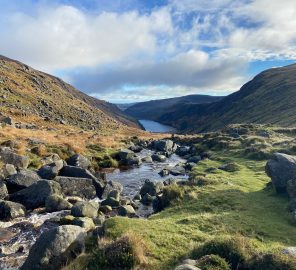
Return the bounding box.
[0,55,140,130]
[125,94,224,121]
[116,103,137,111]
[158,64,296,132]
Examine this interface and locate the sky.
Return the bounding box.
[0,0,296,103]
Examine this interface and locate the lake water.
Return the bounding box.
[139,120,176,133]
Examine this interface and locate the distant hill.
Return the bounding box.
[125,95,224,121]
[0,55,140,130]
[116,103,137,111]
[158,64,296,132]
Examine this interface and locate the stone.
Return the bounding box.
[176,146,190,156]
[20,225,86,270]
[102,181,123,199]
[129,145,143,153]
[169,166,186,176]
[117,149,134,160]
[175,264,201,270]
[67,154,91,169]
[2,164,17,177]
[10,180,61,210]
[0,181,8,199]
[266,153,296,193]
[59,215,75,225]
[101,197,120,208]
[141,156,153,163]
[151,154,166,162]
[140,179,164,197]
[54,176,97,200]
[185,162,197,171]
[187,156,201,163]
[0,116,14,126]
[0,147,29,169]
[71,201,99,218]
[40,154,62,166]
[93,214,105,226]
[6,169,40,193]
[38,160,64,180]
[99,205,112,214]
[45,195,72,212]
[153,140,175,154]
[125,156,142,166]
[108,189,120,201]
[72,217,95,231]
[159,168,170,177]
[282,247,296,258]
[141,193,155,205]
[287,179,296,199]
[118,205,136,216]
[0,200,26,220]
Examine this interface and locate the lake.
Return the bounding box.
[139,119,176,133]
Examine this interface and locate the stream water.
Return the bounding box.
[0,149,187,269]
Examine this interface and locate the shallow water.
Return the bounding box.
[139,120,176,133]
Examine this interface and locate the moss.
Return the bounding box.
[197,254,231,270]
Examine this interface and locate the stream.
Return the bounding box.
[0,149,187,270]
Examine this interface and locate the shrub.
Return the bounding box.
[89,233,147,270]
[197,254,231,270]
[248,253,296,270]
[191,237,251,270]
[99,155,119,168]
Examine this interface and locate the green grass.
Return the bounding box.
[102,149,296,269]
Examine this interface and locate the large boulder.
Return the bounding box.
[153,140,176,154]
[54,176,97,200]
[59,166,105,197]
[71,201,99,218]
[140,179,164,197]
[45,194,72,212]
[20,225,86,270]
[38,160,64,180]
[265,153,296,193]
[67,154,91,169]
[101,181,123,199]
[72,217,95,231]
[6,169,40,193]
[0,200,26,220]
[10,180,61,209]
[151,154,166,162]
[0,181,8,199]
[116,149,134,160]
[118,205,136,216]
[0,147,29,169]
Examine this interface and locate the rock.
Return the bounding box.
[99,205,112,214]
[71,201,99,218]
[287,179,296,199]
[59,166,105,197]
[142,156,153,163]
[38,160,64,180]
[140,179,164,197]
[0,200,26,220]
[141,193,155,205]
[41,154,62,166]
[170,166,186,176]
[2,164,17,177]
[6,169,40,193]
[282,247,296,258]
[0,116,14,126]
[182,259,197,266]
[175,264,201,270]
[185,162,196,171]
[176,146,190,156]
[133,194,142,201]
[129,145,143,153]
[67,154,91,169]
[54,176,97,200]
[102,181,123,199]
[125,156,142,166]
[219,162,240,172]
[93,214,106,226]
[187,156,201,163]
[10,180,61,210]
[72,217,95,231]
[118,205,136,216]
[266,153,296,193]
[151,154,166,162]
[0,147,29,169]
[159,168,170,177]
[153,140,175,154]
[59,215,75,225]
[117,149,135,160]
[101,197,120,208]
[163,178,178,186]
[108,189,120,200]
[20,225,86,270]
[45,195,72,212]
[0,181,8,199]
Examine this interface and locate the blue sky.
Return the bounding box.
[0,0,296,103]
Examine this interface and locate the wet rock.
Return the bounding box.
[10,180,61,210]
[140,179,164,197]
[151,154,166,162]
[45,194,72,212]
[187,156,201,163]
[102,181,123,199]
[38,160,64,180]
[117,149,134,160]
[170,166,186,176]
[159,168,170,177]
[129,145,143,153]
[0,181,8,199]
[125,156,142,166]
[163,178,178,186]
[0,147,29,169]
[141,193,155,205]
[20,225,86,270]
[0,200,26,220]
[67,154,91,169]
[72,217,95,231]
[108,189,120,201]
[176,146,190,156]
[265,153,296,193]
[142,156,153,163]
[59,215,75,225]
[133,194,142,201]
[71,201,99,218]
[185,162,197,171]
[54,176,97,200]
[118,205,136,216]
[99,205,112,214]
[101,197,120,208]
[153,140,175,154]
[6,169,40,193]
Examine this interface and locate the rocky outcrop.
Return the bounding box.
[20,225,86,270]
[266,153,296,193]
[10,180,61,209]
[38,160,64,180]
[67,154,91,169]
[45,195,72,212]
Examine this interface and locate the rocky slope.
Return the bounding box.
[125,95,224,121]
[0,55,140,130]
[158,64,296,132]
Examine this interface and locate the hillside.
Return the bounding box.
[125,95,224,121]
[0,55,140,130]
[158,64,296,132]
